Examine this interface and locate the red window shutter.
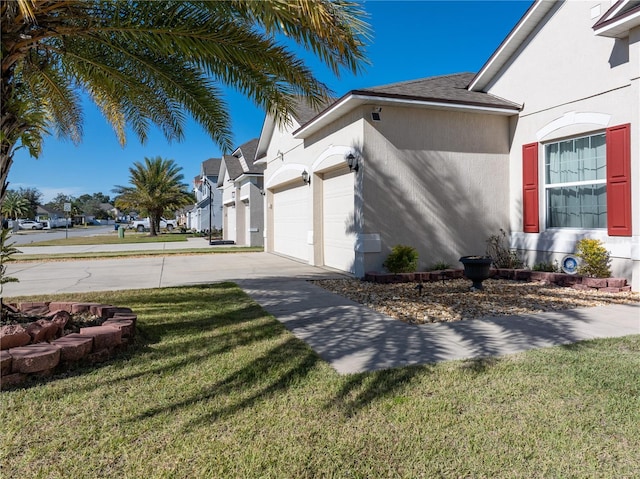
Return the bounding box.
[522,143,539,233]
[606,124,631,236]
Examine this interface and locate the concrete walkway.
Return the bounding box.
[4,244,639,374]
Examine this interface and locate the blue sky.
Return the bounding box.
[8,0,533,204]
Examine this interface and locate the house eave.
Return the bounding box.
[293,93,521,139]
[593,5,640,37]
[469,1,557,92]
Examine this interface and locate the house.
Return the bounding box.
[468,0,639,290]
[258,0,639,291]
[190,158,223,233]
[217,138,264,246]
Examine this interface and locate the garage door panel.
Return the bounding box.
[323,171,355,273]
[273,185,309,261]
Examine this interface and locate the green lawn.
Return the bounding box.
[22,232,193,246]
[2,285,639,478]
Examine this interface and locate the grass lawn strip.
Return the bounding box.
[13,246,263,262]
[2,285,639,478]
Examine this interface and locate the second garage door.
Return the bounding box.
[323,169,355,273]
[273,184,310,261]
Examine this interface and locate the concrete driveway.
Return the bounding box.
[3,251,339,296]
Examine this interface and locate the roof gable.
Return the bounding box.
[593,0,640,37]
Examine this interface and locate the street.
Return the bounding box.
[7,224,114,245]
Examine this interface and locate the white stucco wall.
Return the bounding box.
[486,1,639,288]
[360,106,512,275]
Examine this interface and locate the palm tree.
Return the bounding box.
[1,191,30,220]
[1,0,370,202]
[113,157,193,236]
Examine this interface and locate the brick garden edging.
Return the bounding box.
[364,269,632,293]
[1,302,137,390]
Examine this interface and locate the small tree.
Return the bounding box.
[0,228,20,309]
[383,245,419,274]
[575,239,611,278]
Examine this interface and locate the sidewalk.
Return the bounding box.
[4,245,639,374]
[15,237,216,255]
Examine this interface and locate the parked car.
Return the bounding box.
[128,217,178,233]
[18,220,44,230]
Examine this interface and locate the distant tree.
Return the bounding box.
[1,190,30,219]
[14,187,42,219]
[113,157,193,236]
[1,0,370,206]
[45,193,75,214]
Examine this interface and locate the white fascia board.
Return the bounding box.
[293,93,520,139]
[469,1,556,92]
[593,9,640,37]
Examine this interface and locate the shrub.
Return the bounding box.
[429,261,451,271]
[575,238,611,278]
[532,260,559,272]
[383,245,419,273]
[485,229,525,269]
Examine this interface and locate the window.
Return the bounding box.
[544,133,606,228]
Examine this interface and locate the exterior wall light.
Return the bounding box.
[345,153,359,172]
[301,170,311,185]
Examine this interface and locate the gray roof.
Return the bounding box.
[292,96,337,124]
[354,73,521,110]
[202,157,221,177]
[235,138,258,162]
[223,155,244,181]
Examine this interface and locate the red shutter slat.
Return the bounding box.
[606,124,631,236]
[522,142,539,233]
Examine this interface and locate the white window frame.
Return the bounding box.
[543,131,607,230]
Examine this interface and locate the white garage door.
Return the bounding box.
[323,170,355,273]
[225,204,236,242]
[273,184,309,261]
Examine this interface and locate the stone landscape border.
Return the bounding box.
[1,302,137,390]
[364,269,632,293]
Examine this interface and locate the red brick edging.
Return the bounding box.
[1,302,137,390]
[364,269,631,293]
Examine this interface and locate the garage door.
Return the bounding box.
[225,204,236,242]
[323,169,355,273]
[273,184,309,261]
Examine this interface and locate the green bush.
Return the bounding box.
[532,260,559,272]
[575,238,611,278]
[485,229,524,269]
[383,245,419,273]
[429,261,451,271]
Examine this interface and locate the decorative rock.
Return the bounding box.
[51,334,94,362]
[1,349,12,375]
[90,304,115,318]
[25,319,60,343]
[607,278,627,288]
[48,302,75,313]
[3,303,20,313]
[582,277,608,288]
[103,319,135,338]
[0,324,31,350]
[80,326,122,351]
[18,302,50,315]
[71,303,100,314]
[104,307,133,318]
[10,343,61,374]
[112,313,137,325]
[50,311,71,334]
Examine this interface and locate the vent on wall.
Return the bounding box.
[371,107,382,122]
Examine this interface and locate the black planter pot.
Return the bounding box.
[459,256,493,290]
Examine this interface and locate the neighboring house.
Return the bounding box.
[217,138,264,246]
[191,158,223,233]
[258,0,639,290]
